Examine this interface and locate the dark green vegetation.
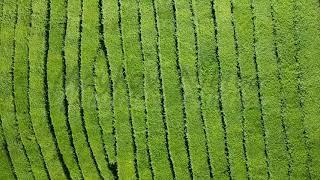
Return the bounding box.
[0,0,320,179]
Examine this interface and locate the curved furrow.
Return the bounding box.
[138,0,176,178]
[120,0,153,178]
[294,1,314,179]
[118,0,139,177]
[43,0,71,178]
[250,0,295,178]
[93,49,118,178]
[92,52,112,165]
[152,0,176,177]
[14,0,50,178]
[27,2,52,179]
[269,0,293,177]
[214,0,249,178]
[11,1,35,178]
[0,1,34,179]
[64,0,103,178]
[153,0,177,178]
[229,0,250,178]
[193,0,229,178]
[28,0,69,177]
[137,0,155,178]
[61,0,84,177]
[171,0,194,177]
[175,0,214,178]
[249,0,271,178]
[230,0,269,179]
[104,0,139,178]
[292,1,312,178]
[270,0,316,178]
[210,0,232,178]
[293,0,320,178]
[189,1,214,177]
[101,0,120,162]
[77,1,105,179]
[98,0,117,167]
[80,0,115,178]
[46,0,84,177]
[103,0,136,177]
[156,0,198,178]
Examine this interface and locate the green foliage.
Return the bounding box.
[1,0,319,179]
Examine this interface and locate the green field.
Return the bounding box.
[1,0,320,179]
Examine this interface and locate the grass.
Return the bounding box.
[0,0,320,179]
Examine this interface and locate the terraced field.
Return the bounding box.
[0,0,320,179]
